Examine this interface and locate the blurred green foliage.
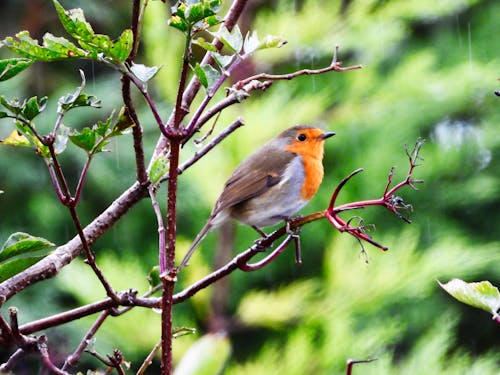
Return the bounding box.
[0,0,498,373]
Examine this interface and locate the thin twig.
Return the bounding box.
[159,117,244,183]
[149,187,167,273]
[62,310,110,370]
[346,358,377,375]
[68,205,119,302]
[236,47,362,89]
[137,340,161,375]
[38,335,70,375]
[122,0,148,184]
[0,348,25,372]
[73,156,92,204]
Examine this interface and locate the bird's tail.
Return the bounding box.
[177,221,212,271]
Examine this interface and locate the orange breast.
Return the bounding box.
[300,155,324,200]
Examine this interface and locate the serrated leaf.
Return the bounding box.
[169,15,189,32]
[203,15,222,27]
[439,279,500,318]
[0,58,33,81]
[93,117,113,137]
[69,127,96,152]
[130,63,161,83]
[108,29,133,62]
[149,155,169,184]
[193,37,217,52]
[0,130,31,147]
[0,96,24,116]
[185,1,219,24]
[2,31,86,61]
[22,96,48,121]
[52,0,132,62]
[0,232,55,263]
[211,25,243,54]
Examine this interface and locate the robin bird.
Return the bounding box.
[178,125,335,270]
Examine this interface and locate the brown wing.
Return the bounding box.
[211,146,297,217]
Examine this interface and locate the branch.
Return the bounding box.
[235,46,362,89]
[150,0,250,162]
[0,181,149,302]
[62,310,109,370]
[172,211,325,304]
[326,139,425,250]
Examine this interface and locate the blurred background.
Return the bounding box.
[0,0,499,373]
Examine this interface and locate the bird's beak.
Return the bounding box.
[320,131,335,140]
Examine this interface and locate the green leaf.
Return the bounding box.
[193,37,217,52]
[168,15,189,32]
[0,111,8,118]
[93,116,113,137]
[0,130,31,147]
[194,63,208,87]
[129,63,161,83]
[439,279,500,318]
[22,96,48,121]
[52,0,132,62]
[149,155,169,184]
[0,96,24,116]
[0,256,48,283]
[108,29,134,62]
[211,25,243,54]
[112,106,135,134]
[203,15,222,27]
[57,72,101,114]
[69,127,96,152]
[194,63,221,91]
[258,35,287,50]
[0,232,55,263]
[186,0,220,24]
[0,58,33,81]
[2,31,86,61]
[147,265,160,289]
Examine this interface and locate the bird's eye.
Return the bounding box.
[297,133,307,141]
